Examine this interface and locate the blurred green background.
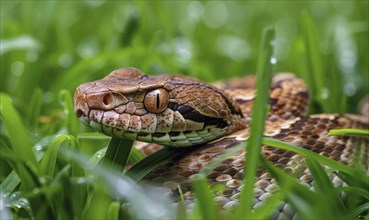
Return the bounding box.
[1,2,368,219]
[1,1,368,117]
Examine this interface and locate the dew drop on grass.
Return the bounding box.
[174,38,192,64]
[42,91,55,103]
[217,36,250,61]
[188,1,204,19]
[58,53,73,68]
[270,56,278,65]
[77,40,98,59]
[9,194,17,199]
[34,144,43,152]
[71,177,93,185]
[27,51,39,62]
[39,177,48,184]
[13,204,22,209]
[11,61,24,76]
[96,151,104,159]
[343,83,356,96]
[32,188,41,195]
[203,1,228,29]
[321,88,329,100]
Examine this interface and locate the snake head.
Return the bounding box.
[74,67,245,147]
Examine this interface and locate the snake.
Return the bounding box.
[74,67,369,218]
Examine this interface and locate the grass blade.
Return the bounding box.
[26,87,43,130]
[262,137,361,175]
[59,90,79,135]
[0,193,13,220]
[126,147,193,182]
[0,171,20,193]
[328,128,369,137]
[102,137,134,170]
[338,187,369,200]
[40,135,76,178]
[0,93,39,175]
[301,11,325,112]
[352,203,369,219]
[77,132,111,140]
[60,148,173,219]
[235,26,275,218]
[127,146,144,164]
[107,201,121,220]
[192,177,217,220]
[260,156,318,218]
[262,137,368,219]
[250,191,284,219]
[305,157,347,216]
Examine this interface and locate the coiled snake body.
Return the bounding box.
[74,68,369,218]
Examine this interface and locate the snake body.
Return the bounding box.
[74,67,369,218]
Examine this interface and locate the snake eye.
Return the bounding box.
[144,89,169,113]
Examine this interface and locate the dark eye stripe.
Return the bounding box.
[177,105,227,128]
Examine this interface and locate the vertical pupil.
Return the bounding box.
[156,93,160,110]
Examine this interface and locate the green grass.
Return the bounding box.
[1,1,369,220]
[235,26,275,218]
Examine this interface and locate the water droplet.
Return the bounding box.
[39,177,48,184]
[77,40,98,59]
[217,36,250,61]
[188,1,204,19]
[174,38,192,64]
[340,49,356,69]
[83,0,105,7]
[0,35,42,55]
[270,39,276,47]
[270,56,277,64]
[27,51,39,62]
[34,144,43,152]
[42,91,55,103]
[96,152,103,159]
[72,177,92,184]
[343,83,356,96]
[203,1,228,29]
[321,88,329,100]
[58,53,73,68]
[11,61,24,76]
[32,188,40,195]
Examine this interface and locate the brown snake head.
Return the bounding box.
[74,67,246,147]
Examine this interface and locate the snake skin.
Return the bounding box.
[74,67,369,219]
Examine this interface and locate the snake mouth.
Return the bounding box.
[78,112,91,127]
[74,86,92,126]
[73,105,230,147]
[75,107,91,127]
[75,109,85,118]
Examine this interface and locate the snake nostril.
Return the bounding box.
[103,94,113,106]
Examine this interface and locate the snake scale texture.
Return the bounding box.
[74,67,369,219]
